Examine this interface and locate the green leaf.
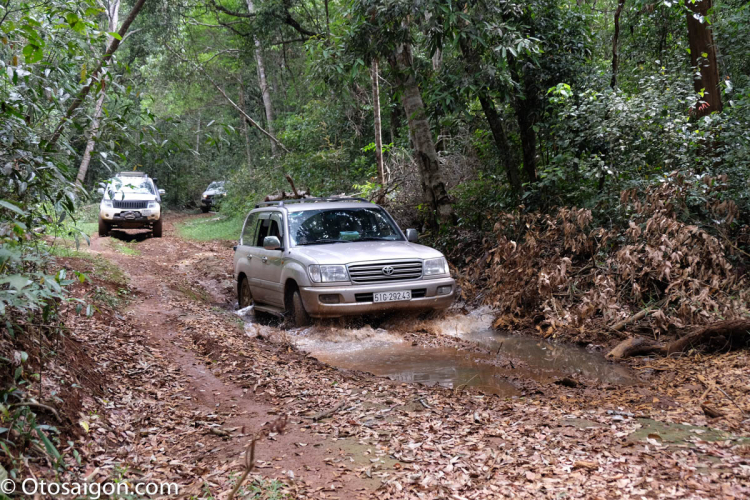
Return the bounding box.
[0,275,32,290]
[0,200,27,216]
[36,428,61,461]
[108,32,122,41]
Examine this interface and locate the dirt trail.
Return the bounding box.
[69,213,749,499]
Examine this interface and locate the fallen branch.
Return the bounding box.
[227,415,287,500]
[311,401,346,422]
[166,44,289,154]
[607,319,750,359]
[606,336,662,360]
[9,401,61,421]
[609,298,667,332]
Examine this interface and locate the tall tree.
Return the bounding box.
[370,59,385,186]
[686,0,722,117]
[48,0,148,148]
[245,0,277,155]
[393,42,452,228]
[76,0,121,185]
[610,0,626,89]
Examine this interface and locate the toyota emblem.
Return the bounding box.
[382,266,395,276]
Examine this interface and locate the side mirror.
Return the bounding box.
[263,235,281,250]
[97,188,105,196]
[405,228,418,243]
[158,189,165,195]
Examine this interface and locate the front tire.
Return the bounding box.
[238,276,253,309]
[98,217,110,237]
[201,206,209,213]
[153,218,163,238]
[289,289,311,328]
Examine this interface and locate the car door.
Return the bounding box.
[253,211,285,307]
[234,212,258,291]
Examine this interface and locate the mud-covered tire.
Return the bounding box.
[289,289,311,328]
[238,276,253,309]
[98,217,110,237]
[153,218,163,238]
[201,206,209,213]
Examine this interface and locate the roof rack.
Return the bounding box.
[255,197,370,208]
[116,171,147,177]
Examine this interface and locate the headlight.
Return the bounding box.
[202,194,208,199]
[148,201,158,208]
[423,257,449,276]
[102,199,112,208]
[308,264,349,283]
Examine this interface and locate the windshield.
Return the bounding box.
[207,182,224,190]
[288,208,403,246]
[107,178,154,199]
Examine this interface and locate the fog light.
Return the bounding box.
[437,285,452,296]
[319,294,340,304]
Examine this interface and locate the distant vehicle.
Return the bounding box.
[201,181,226,213]
[233,197,455,327]
[97,172,165,238]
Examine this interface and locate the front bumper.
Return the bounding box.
[300,276,455,318]
[100,208,160,227]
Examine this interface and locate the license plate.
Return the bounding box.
[373,290,412,303]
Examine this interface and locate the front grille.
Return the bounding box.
[348,260,423,283]
[113,200,148,209]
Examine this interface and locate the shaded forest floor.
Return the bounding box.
[38,213,750,498]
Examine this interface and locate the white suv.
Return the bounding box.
[233,198,455,326]
[97,172,165,237]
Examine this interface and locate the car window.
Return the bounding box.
[252,212,283,247]
[255,219,271,246]
[270,213,283,239]
[288,208,402,246]
[241,213,258,245]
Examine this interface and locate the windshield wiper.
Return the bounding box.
[297,239,349,245]
[353,237,393,242]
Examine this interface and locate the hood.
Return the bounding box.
[203,188,226,196]
[288,240,444,265]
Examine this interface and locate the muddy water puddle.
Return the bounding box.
[239,307,633,394]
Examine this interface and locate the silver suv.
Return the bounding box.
[233,198,455,326]
[97,172,165,237]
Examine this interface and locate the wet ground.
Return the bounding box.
[238,307,633,397]
[56,213,749,499]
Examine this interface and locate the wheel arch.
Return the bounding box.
[284,278,299,309]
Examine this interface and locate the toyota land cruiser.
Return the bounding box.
[98,172,165,237]
[233,198,455,327]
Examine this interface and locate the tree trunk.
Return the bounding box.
[196,114,201,154]
[370,59,385,185]
[478,94,522,193]
[238,73,253,168]
[246,0,277,156]
[48,0,147,148]
[686,0,722,117]
[389,87,402,145]
[75,0,121,185]
[458,36,522,194]
[610,0,626,89]
[393,43,452,229]
[511,62,539,184]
